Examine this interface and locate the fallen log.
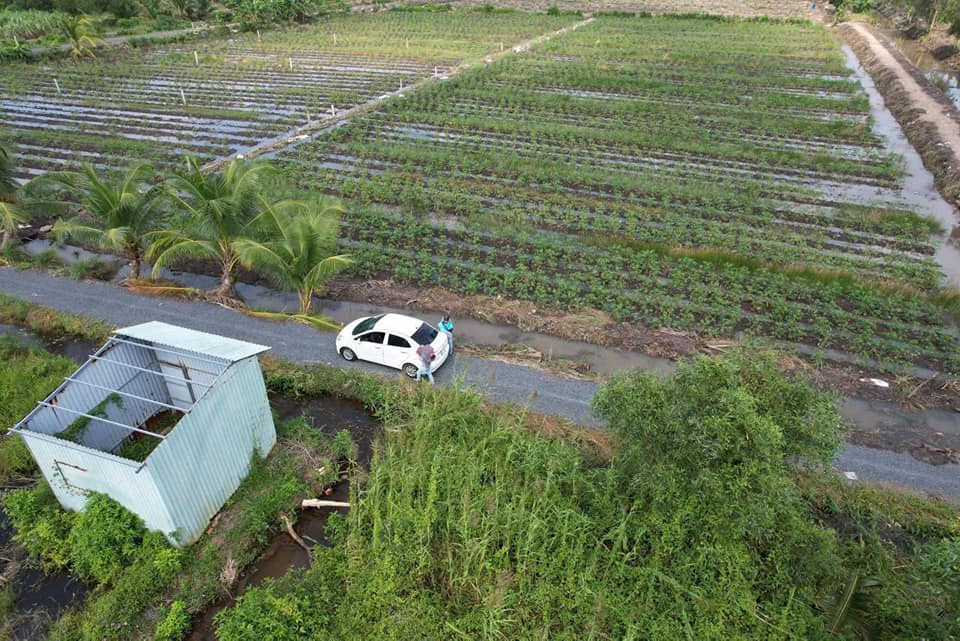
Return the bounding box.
[281,514,312,567]
[300,499,350,509]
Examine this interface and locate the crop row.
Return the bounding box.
[285,160,940,289]
[276,15,956,371]
[340,208,960,372]
[0,10,579,180]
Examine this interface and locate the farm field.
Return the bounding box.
[448,0,819,18]
[0,11,577,182]
[277,15,960,373]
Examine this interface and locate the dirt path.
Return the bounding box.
[848,22,960,153]
[841,21,960,205]
[29,24,226,56]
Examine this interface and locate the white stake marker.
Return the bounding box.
[180,88,187,105]
[289,57,293,70]
[53,77,61,94]
[257,29,261,42]
[194,50,199,65]
[330,104,335,116]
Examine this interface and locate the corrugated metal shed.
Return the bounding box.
[117,321,269,362]
[11,322,276,546]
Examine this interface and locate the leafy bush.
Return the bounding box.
[332,429,354,462]
[2,484,74,569]
[215,549,343,641]
[67,492,145,583]
[67,258,120,281]
[222,0,345,26]
[155,600,191,641]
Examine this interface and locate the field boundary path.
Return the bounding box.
[840,21,960,206]
[200,16,595,172]
[29,23,230,56]
[1,266,958,503]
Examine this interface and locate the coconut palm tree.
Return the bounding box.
[234,198,353,314]
[33,163,165,279]
[0,146,27,251]
[149,156,276,298]
[61,15,103,60]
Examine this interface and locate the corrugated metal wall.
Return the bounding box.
[18,335,274,547]
[23,436,176,535]
[145,357,275,544]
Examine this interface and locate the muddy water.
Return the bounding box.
[184,396,377,641]
[875,25,960,110]
[0,320,98,365]
[271,395,380,466]
[842,45,960,287]
[184,483,350,641]
[842,397,960,465]
[0,506,87,641]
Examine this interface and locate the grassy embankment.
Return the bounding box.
[0,294,956,641]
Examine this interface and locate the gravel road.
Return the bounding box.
[2,267,958,502]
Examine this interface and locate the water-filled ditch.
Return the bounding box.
[184,395,379,641]
[0,326,96,641]
[1,324,381,641]
[0,508,86,641]
[842,44,960,288]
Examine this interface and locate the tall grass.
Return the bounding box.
[216,351,959,640]
[0,337,75,485]
[0,9,67,40]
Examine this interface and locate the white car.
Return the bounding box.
[336,313,450,378]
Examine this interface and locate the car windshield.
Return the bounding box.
[411,323,438,346]
[352,315,384,336]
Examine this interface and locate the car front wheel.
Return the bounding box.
[402,363,419,378]
[340,347,357,361]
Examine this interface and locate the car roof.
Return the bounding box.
[373,313,424,336]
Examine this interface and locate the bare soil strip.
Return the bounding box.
[201,17,595,172]
[840,21,960,208]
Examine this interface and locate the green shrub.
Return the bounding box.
[155,600,191,641]
[214,580,323,641]
[67,493,145,583]
[215,550,343,641]
[67,258,121,282]
[332,429,354,462]
[2,484,74,569]
[66,531,182,641]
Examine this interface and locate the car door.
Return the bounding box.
[384,334,414,369]
[354,331,386,364]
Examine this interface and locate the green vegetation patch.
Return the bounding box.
[0,336,75,485]
[211,351,960,640]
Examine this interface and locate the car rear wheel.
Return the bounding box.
[402,363,419,378]
[340,347,357,361]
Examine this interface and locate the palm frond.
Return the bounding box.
[148,237,219,275]
[246,309,342,331]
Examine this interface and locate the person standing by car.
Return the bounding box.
[416,342,436,384]
[439,313,454,351]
